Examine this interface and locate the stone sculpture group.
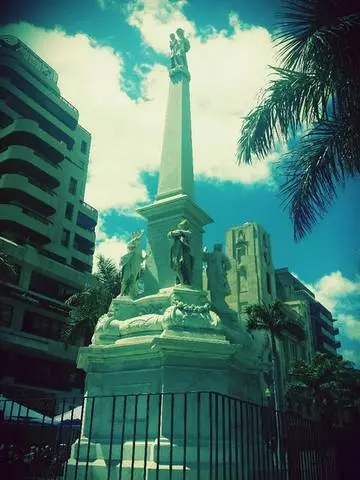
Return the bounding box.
[117,218,231,314]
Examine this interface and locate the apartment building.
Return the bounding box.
[0,35,98,400]
[276,268,341,357]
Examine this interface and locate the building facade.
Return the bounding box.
[0,35,98,400]
[224,223,340,396]
[276,267,341,357]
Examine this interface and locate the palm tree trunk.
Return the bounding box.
[270,334,281,412]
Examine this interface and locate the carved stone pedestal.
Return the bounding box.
[65,286,264,479]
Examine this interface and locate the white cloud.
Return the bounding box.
[0,8,278,211]
[337,314,360,341]
[299,271,360,312]
[127,0,194,54]
[341,349,360,366]
[94,235,127,268]
[294,270,360,355]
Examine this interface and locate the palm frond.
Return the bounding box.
[237,68,331,164]
[275,0,360,74]
[0,248,16,280]
[279,115,360,240]
[62,254,122,346]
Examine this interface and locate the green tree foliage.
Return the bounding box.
[62,255,122,346]
[237,0,360,240]
[246,301,305,410]
[286,352,360,425]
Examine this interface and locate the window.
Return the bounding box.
[65,202,74,220]
[266,272,272,295]
[81,140,87,154]
[61,229,70,247]
[30,271,78,301]
[69,177,77,195]
[0,302,13,327]
[22,310,63,341]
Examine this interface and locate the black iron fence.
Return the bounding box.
[0,392,358,479]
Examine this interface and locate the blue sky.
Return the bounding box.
[1,0,359,364]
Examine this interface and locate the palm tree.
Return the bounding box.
[62,255,122,346]
[286,352,360,425]
[237,0,360,240]
[246,301,306,411]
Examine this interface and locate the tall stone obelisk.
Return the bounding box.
[138,28,213,293]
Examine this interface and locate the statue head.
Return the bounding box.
[176,28,185,38]
[170,33,176,41]
[214,243,223,252]
[178,219,190,230]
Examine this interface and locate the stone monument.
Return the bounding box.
[203,243,231,313]
[66,29,265,478]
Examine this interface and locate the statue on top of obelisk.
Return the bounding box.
[169,28,191,82]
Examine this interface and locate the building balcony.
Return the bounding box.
[78,199,98,222]
[71,256,92,274]
[0,204,52,245]
[0,38,79,129]
[322,342,337,356]
[320,326,337,342]
[75,224,95,244]
[0,173,57,215]
[71,246,92,266]
[0,145,61,188]
[0,326,78,362]
[0,118,66,164]
[320,332,341,350]
[0,78,75,150]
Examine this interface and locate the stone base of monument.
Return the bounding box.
[64,286,265,478]
[65,436,261,479]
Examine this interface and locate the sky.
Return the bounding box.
[1,0,359,365]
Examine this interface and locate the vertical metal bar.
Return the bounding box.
[63,396,76,480]
[302,416,309,480]
[222,395,227,480]
[262,406,270,480]
[297,414,305,480]
[240,401,245,480]
[273,409,280,478]
[143,394,150,479]
[9,399,15,421]
[118,395,128,480]
[234,399,239,480]
[84,397,96,480]
[58,398,67,460]
[228,397,233,480]
[277,411,283,480]
[255,404,262,480]
[183,392,188,480]
[197,392,201,480]
[107,396,117,480]
[250,404,256,480]
[169,393,175,480]
[74,395,86,480]
[314,422,321,480]
[209,393,213,480]
[130,394,139,480]
[246,403,251,480]
[155,393,162,480]
[215,393,219,480]
[306,419,313,480]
